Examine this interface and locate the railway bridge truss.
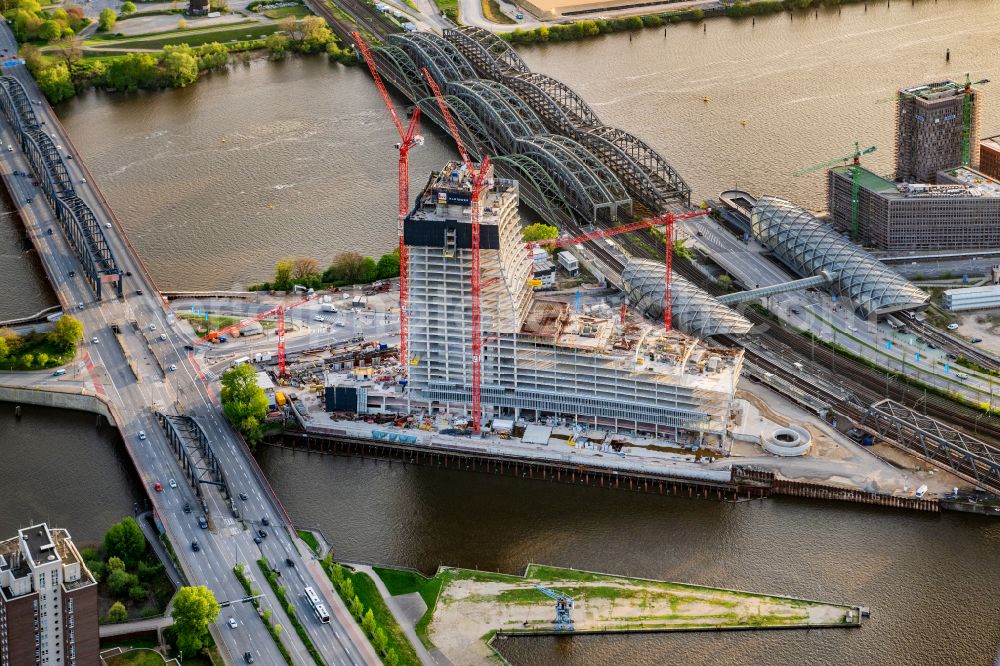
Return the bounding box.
[367,29,749,336]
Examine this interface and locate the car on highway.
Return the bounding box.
[91,337,99,344]
[45,228,52,235]
[52,369,66,377]
[191,541,199,552]
[947,323,959,330]
[244,652,254,664]
[257,529,267,539]
[184,344,195,351]
[26,197,31,203]
[136,289,143,295]
[149,324,156,331]
[169,364,177,372]
[285,558,295,567]
[160,334,167,341]
[313,315,325,322]
[138,430,146,440]
[183,503,191,513]
[261,516,269,526]
[68,270,74,277]
[154,482,162,492]
[198,516,208,529]
[168,478,177,489]
[239,493,248,501]
[104,222,111,228]
[228,617,238,629]
[253,535,261,544]
[80,178,86,184]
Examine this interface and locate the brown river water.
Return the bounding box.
[1,1,999,662]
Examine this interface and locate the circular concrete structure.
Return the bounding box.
[762,425,812,457]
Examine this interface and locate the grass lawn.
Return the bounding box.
[1,337,74,371]
[324,562,422,665]
[263,4,313,18]
[105,650,167,666]
[481,0,515,23]
[100,24,278,50]
[179,313,238,337]
[429,0,458,21]
[297,529,320,554]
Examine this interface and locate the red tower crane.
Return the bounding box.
[203,292,317,377]
[354,32,423,372]
[525,209,711,331]
[422,67,491,434]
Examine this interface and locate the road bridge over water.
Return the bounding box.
[0,22,378,666]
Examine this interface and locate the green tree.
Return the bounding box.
[522,222,559,244]
[98,6,115,30]
[129,584,147,602]
[161,44,198,87]
[20,353,34,368]
[35,352,49,367]
[37,19,61,41]
[120,0,136,11]
[384,649,399,666]
[274,622,282,635]
[273,257,293,291]
[220,363,268,445]
[50,314,84,351]
[106,568,136,596]
[262,608,273,625]
[265,31,288,58]
[340,577,354,600]
[373,627,388,654]
[103,517,146,568]
[361,608,376,635]
[330,563,344,585]
[375,250,399,280]
[35,62,75,104]
[360,256,378,283]
[107,601,128,623]
[196,42,229,70]
[299,15,332,53]
[106,556,126,572]
[349,595,363,619]
[716,274,734,291]
[171,586,221,657]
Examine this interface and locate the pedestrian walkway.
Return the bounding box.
[347,563,453,666]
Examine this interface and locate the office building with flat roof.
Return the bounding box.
[979,135,1000,181]
[403,162,745,440]
[0,524,99,666]
[895,80,980,183]
[827,165,1000,251]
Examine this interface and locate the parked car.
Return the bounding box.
[972,337,983,343]
[947,323,960,330]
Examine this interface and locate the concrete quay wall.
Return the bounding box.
[0,384,116,426]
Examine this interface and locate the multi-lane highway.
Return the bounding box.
[0,23,378,666]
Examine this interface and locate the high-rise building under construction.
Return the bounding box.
[403,161,745,441]
[894,80,980,183]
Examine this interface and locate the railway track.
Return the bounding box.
[906,316,1000,374]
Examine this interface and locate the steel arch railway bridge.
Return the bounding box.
[353,26,752,337]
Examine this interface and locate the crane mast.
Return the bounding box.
[423,68,491,434]
[355,32,423,373]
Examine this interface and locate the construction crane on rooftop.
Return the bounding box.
[960,74,990,167]
[794,142,876,243]
[423,66,492,435]
[526,209,712,332]
[355,31,423,375]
